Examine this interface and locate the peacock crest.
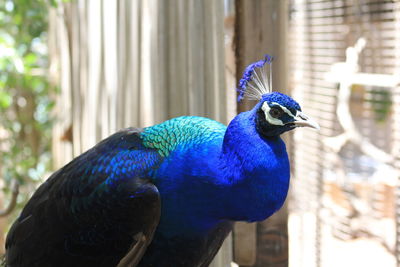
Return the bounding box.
[237,54,274,102]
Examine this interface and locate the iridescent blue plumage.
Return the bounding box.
[6,57,319,267]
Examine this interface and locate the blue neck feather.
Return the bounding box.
[218,104,290,222]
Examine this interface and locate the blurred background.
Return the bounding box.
[0,0,399,266]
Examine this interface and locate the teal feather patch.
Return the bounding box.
[141,116,226,157]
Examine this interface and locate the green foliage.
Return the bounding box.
[0,0,53,204]
[366,89,392,123]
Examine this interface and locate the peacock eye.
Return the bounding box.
[269,107,283,118]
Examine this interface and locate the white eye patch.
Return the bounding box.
[261,102,296,125]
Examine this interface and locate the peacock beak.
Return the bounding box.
[292,111,320,130]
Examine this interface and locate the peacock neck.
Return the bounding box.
[218,108,290,222]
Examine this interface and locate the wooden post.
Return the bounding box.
[234,1,289,266]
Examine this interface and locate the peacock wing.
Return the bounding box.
[5,128,163,267]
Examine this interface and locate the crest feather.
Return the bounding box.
[237,55,274,102]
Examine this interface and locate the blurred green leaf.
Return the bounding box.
[0,90,12,108]
[24,52,37,66]
[365,89,392,123]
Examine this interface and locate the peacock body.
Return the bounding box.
[5,56,318,267]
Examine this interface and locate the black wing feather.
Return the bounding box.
[5,128,162,267]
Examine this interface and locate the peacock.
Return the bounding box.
[5,55,319,267]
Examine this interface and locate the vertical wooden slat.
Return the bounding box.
[394,3,400,267]
[187,0,205,116]
[65,2,83,156]
[102,0,118,134]
[165,0,188,118]
[205,0,227,123]
[126,0,141,127]
[233,1,289,266]
[139,0,155,127]
[78,0,88,150]
[116,0,126,129]
[152,0,168,124]
[56,3,73,166]
[86,0,102,148]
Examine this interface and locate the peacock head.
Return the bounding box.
[237,55,319,137]
[255,92,319,137]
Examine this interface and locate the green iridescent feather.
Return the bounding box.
[140,116,226,157]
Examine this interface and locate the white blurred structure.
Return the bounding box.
[289,1,400,267]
